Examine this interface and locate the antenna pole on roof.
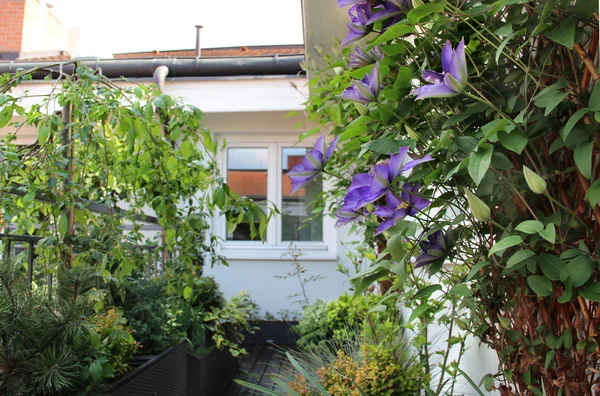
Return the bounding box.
[195,25,203,58]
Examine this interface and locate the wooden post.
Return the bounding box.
[27,242,34,289]
[60,103,74,267]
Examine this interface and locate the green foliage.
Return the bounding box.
[203,290,259,357]
[120,277,174,355]
[0,65,273,302]
[315,344,426,396]
[0,257,113,394]
[297,0,600,393]
[121,275,256,358]
[296,293,396,347]
[92,307,139,376]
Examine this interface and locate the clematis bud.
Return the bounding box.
[523,166,547,194]
[466,189,490,222]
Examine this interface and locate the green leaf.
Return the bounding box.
[23,190,36,205]
[507,250,535,268]
[407,2,445,25]
[366,24,414,50]
[408,303,431,323]
[468,143,493,186]
[213,187,226,209]
[495,32,517,65]
[491,152,513,170]
[180,140,193,159]
[544,17,576,49]
[562,108,589,141]
[560,255,593,288]
[166,155,178,171]
[558,277,572,304]
[340,115,371,141]
[393,66,413,89]
[584,179,600,207]
[489,236,522,257]
[449,284,473,297]
[574,140,593,180]
[545,351,555,369]
[37,124,50,145]
[235,380,286,396]
[413,284,442,300]
[575,0,599,17]
[497,130,527,154]
[183,286,193,300]
[515,220,544,234]
[364,138,407,154]
[539,254,566,281]
[578,281,600,302]
[527,275,553,297]
[590,81,600,112]
[539,223,556,244]
[58,213,69,238]
[467,260,489,281]
[89,361,102,383]
[543,91,569,116]
[480,119,508,142]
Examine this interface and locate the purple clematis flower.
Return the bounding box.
[287,134,340,195]
[373,185,430,234]
[341,4,373,47]
[335,204,362,227]
[340,62,382,104]
[415,230,451,268]
[343,146,433,210]
[368,0,411,24]
[411,38,468,100]
[347,45,384,69]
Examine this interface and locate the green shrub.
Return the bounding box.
[92,308,139,376]
[121,275,258,358]
[296,292,397,347]
[120,277,174,355]
[316,344,426,396]
[203,290,259,357]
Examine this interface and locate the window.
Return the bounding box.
[281,147,323,242]
[215,134,336,260]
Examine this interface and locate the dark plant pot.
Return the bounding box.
[243,321,300,345]
[111,343,188,396]
[186,349,238,396]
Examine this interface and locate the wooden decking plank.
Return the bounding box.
[255,345,277,390]
[260,345,285,391]
[231,345,263,396]
[237,345,273,396]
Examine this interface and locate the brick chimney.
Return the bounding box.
[0,0,26,59]
[0,0,66,60]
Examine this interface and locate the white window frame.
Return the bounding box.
[212,133,337,261]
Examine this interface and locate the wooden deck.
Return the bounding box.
[226,344,292,395]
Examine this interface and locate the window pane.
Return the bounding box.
[282,148,323,242]
[227,148,268,241]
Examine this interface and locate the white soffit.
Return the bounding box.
[302,0,349,66]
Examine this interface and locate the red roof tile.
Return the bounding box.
[113,44,304,59]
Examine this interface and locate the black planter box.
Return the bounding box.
[111,343,188,396]
[109,343,239,396]
[186,349,239,396]
[243,321,299,345]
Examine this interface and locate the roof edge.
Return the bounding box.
[0,55,305,80]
